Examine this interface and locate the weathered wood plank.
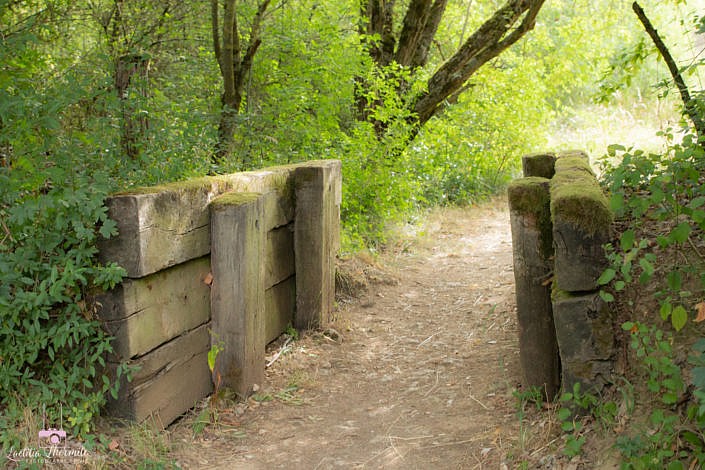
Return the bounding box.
[265,277,296,344]
[107,324,212,425]
[550,156,612,292]
[210,192,266,398]
[507,177,560,400]
[99,166,297,278]
[97,257,211,359]
[293,160,341,330]
[553,289,615,395]
[265,224,295,289]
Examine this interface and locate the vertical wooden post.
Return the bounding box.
[210,192,265,397]
[508,177,561,400]
[521,152,556,178]
[293,161,341,330]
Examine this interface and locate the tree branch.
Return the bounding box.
[410,0,448,69]
[240,0,271,82]
[632,1,705,144]
[412,0,545,126]
[395,0,432,67]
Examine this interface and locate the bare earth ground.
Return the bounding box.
[169,201,546,469]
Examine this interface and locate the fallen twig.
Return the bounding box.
[265,337,292,368]
[417,329,441,348]
[468,393,490,410]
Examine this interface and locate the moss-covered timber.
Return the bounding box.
[521,152,556,178]
[210,191,266,398]
[550,157,611,236]
[550,155,612,292]
[508,176,560,399]
[99,162,325,278]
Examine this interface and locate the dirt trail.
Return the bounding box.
[172,201,528,469]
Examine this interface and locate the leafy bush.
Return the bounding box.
[598,133,705,331]
[596,133,705,466]
[0,164,127,447]
[0,22,129,447]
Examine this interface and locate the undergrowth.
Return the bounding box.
[545,132,705,467]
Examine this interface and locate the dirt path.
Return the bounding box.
[172,201,529,469]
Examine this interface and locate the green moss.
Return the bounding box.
[551,284,577,302]
[508,177,553,257]
[550,170,612,236]
[507,177,551,215]
[209,192,262,208]
[556,149,589,161]
[522,153,556,178]
[554,156,595,176]
[114,164,300,197]
[115,175,227,196]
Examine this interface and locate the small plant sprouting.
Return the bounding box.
[285,323,299,341]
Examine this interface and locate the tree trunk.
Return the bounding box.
[357,0,545,140]
[212,0,270,167]
[632,2,705,148]
[115,53,150,160]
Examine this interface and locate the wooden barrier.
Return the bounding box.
[509,151,614,397]
[98,160,341,425]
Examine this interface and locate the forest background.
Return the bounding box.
[1,0,704,455]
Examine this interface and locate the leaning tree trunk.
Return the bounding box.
[632,2,705,148]
[357,0,545,141]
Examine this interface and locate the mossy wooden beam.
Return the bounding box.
[99,164,298,278]
[521,152,556,178]
[507,177,560,399]
[550,156,612,292]
[210,192,266,398]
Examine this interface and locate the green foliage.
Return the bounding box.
[557,382,602,457]
[623,322,685,405]
[598,135,705,330]
[612,322,705,468]
[0,8,131,448]
[0,164,130,445]
[408,62,549,206]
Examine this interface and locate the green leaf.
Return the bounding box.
[557,407,572,421]
[672,305,688,331]
[639,257,654,277]
[666,460,685,470]
[599,291,614,302]
[609,193,625,214]
[667,271,682,292]
[692,366,705,389]
[660,302,672,321]
[669,222,691,244]
[208,346,220,372]
[693,338,705,354]
[656,235,670,248]
[662,392,679,405]
[597,268,616,286]
[607,144,626,154]
[619,230,635,251]
[689,196,705,209]
[692,209,705,224]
